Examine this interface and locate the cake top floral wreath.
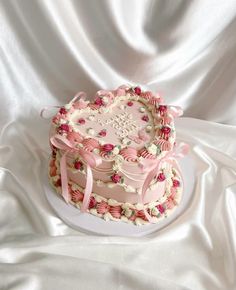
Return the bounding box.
[51,84,183,163]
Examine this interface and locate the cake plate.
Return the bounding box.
[43,155,195,237]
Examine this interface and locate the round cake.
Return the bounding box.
[48,85,187,225]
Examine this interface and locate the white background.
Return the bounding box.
[0,1,236,289]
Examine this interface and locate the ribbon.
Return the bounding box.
[40,91,86,119]
[50,134,102,212]
[168,106,183,118]
[140,142,189,223]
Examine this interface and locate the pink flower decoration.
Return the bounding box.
[161,126,171,134]
[59,107,67,115]
[78,118,85,125]
[157,204,165,214]
[99,129,107,137]
[127,101,133,107]
[173,179,180,187]
[157,172,166,182]
[94,97,103,106]
[102,144,114,153]
[141,115,149,122]
[89,196,97,209]
[111,174,121,183]
[97,201,110,214]
[74,161,83,170]
[109,206,122,218]
[158,105,168,115]
[59,124,70,132]
[134,86,141,95]
[70,189,84,203]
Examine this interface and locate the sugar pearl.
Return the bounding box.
[146,125,152,132]
[139,107,145,113]
[87,128,95,136]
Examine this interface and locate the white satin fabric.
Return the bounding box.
[1,1,236,289]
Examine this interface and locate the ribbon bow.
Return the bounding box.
[139,142,189,223]
[50,134,102,212]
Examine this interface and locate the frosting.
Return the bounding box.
[48,85,186,225]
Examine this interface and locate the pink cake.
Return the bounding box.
[48,85,187,225]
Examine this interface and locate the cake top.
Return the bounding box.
[51,85,180,163]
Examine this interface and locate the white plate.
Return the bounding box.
[43,155,195,237]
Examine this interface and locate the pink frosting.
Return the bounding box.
[149,96,160,107]
[140,91,152,100]
[100,151,115,159]
[154,139,171,151]
[109,205,122,218]
[161,115,172,125]
[70,189,84,203]
[67,132,83,143]
[139,148,156,159]
[82,138,100,152]
[120,147,138,162]
[73,99,88,109]
[88,103,100,110]
[97,201,110,214]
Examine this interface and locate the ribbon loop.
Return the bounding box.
[140,142,189,223]
[50,134,102,212]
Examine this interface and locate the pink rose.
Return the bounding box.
[59,124,70,132]
[134,86,142,95]
[157,172,166,182]
[173,179,180,187]
[157,204,165,214]
[89,196,97,209]
[111,174,121,183]
[59,107,67,115]
[102,144,114,152]
[161,126,171,134]
[94,97,103,106]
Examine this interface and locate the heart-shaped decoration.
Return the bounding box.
[51,85,175,162]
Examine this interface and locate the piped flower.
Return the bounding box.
[173,179,180,187]
[157,172,166,182]
[102,144,114,153]
[98,129,107,137]
[59,107,67,115]
[141,115,149,122]
[111,174,122,184]
[78,118,86,125]
[134,86,141,95]
[74,160,83,171]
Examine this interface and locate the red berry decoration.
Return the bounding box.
[89,196,97,209]
[99,129,107,137]
[160,126,171,140]
[78,118,85,125]
[59,124,70,132]
[141,115,149,122]
[158,105,167,115]
[157,204,165,214]
[134,86,141,95]
[74,160,83,170]
[94,97,103,106]
[102,144,114,153]
[157,172,166,182]
[127,101,134,107]
[59,107,67,115]
[173,179,180,187]
[111,174,121,183]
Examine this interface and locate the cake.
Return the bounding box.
[48,85,188,225]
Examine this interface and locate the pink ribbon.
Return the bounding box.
[50,134,102,212]
[40,91,87,119]
[168,106,183,118]
[140,142,189,223]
